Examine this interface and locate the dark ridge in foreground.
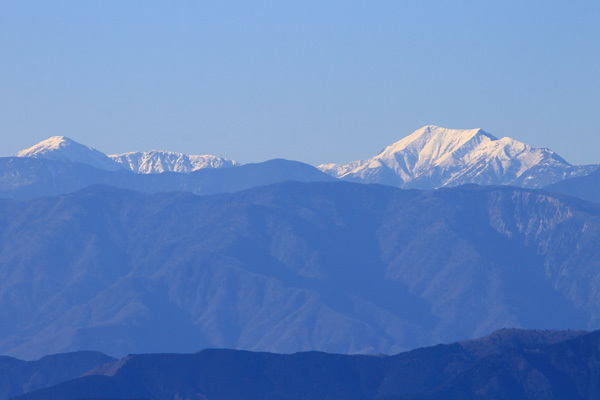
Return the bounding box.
[0,351,115,400]
[11,329,594,400]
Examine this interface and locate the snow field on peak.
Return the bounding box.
[318,125,586,189]
[108,151,239,174]
[14,136,240,174]
[15,136,125,171]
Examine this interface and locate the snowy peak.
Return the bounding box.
[378,125,496,157]
[16,136,89,158]
[14,137,241,174]
[15,136,125,171]
[319,125,592,189]
[15,135,70,156]
[108,151,239,174]
[374,126,499,174]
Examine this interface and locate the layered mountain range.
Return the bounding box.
[3,127,600,398]
[1,181,600,360]
[0,351,115,400]
[5,329,599,400]
[11,126,598,195]
[0,157,333,200]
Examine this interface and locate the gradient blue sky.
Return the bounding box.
[1,1,599,165]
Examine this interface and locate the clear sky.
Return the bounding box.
[1,1,599,165]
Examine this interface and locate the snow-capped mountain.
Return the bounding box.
[319,125,596,189]
[15,136,125,171]
[15,137,240,174]
[108,151,238,174]
[14,129,597,186]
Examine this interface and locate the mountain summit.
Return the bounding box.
[15,137,239,174]
[319,125,595,189]
[15,136,124,171]
[14,128,597,185]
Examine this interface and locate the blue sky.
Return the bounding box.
[1,1,599,165]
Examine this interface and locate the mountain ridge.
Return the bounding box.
[318,125,597,189]
[14,127,599,189]
[0,157,332,200]
[0,351,115,400]
[108,150,238,173]
[1,181,599,360]
[14,136,239,174]
[544,168,600,203]
[9,329,595,400]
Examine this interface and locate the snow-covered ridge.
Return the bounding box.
[318,125,596,189]
[15,136,240,174]
[14,129,597,184]
[108,151,239,174]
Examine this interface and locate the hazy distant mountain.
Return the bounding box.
[319,125,597,189]
[544,168,600,203]
[0,157,332,199]
[15,136,124,171]
[15,131,599,193]
[1,181,599,360]
[13,330,594,400]
[15,136,239,174]
[108,150,239,173]
[0,351,114,400]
